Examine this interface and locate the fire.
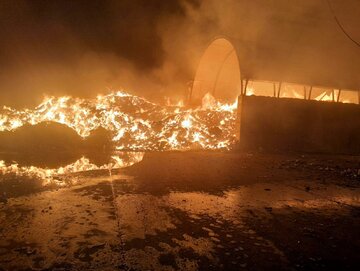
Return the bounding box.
[245,87,255,96]
[0,91,238,151]
[315,91,334,102]
[0,91,237,183]
[181,116,192,129]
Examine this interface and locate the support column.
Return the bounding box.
[235,95,243,142]
[308,86,313,100]
[240,78,244,95]
[244,79,249,96]
[337,89,342,102]
[277,82,282,98]
[273,83,276,97]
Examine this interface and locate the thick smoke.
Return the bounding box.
[0,0,359,107]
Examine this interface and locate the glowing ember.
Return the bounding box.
[0,91,237,151]
[181,116,192,129]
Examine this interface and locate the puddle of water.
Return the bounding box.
[0,151,144,199]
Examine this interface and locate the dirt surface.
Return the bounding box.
[0,151,360,270]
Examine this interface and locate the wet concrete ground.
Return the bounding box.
[0,152,360,270]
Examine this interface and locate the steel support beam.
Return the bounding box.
[277,82,282,98]
[337,89,342,102]
[308,86,313,100]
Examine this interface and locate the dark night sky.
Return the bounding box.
[0,0,359,107]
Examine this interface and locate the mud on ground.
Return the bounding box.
[0,152,359,270]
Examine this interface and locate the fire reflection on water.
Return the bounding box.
[0,152,144,186]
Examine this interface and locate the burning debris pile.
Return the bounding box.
[0,91,237,151]
[0,91,237,184]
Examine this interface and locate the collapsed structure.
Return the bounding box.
[190,38,360,154]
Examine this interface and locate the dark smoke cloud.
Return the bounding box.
[0,0,359,107]
[0,0,202,107]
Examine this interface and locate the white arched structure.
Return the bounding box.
[190,37,360,105]
[191,38,241,104]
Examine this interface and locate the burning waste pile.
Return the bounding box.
[0,91,237,184]
[0,91,237,151]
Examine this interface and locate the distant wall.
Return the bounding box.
[239,96,360,154]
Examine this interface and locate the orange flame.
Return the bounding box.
[0,91,238,152]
